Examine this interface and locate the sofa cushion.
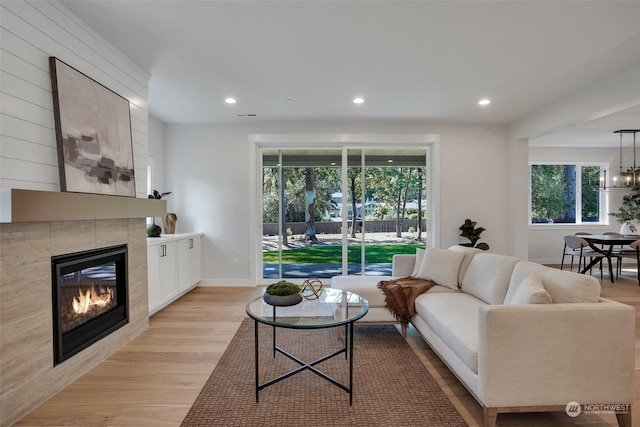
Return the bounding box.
[414,292,484,373]
[461,253,520,304]
[330,275,389,307]
[505,261,601,304]
[416,247,465,290]
[506,273,552,305]
[411,248,425,277]
[448,245,483,285]
[424,284,461,295]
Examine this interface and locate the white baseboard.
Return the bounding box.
[529,258,559,266]
[197,279,255,287]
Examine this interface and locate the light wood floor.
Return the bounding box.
[13,268,640,427]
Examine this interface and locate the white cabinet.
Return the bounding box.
[178,236,201,293]
[147,233,202,315]
[147,244,163,312]
[160,241,179,300]
[147,240,178,314]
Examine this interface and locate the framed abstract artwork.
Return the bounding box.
[49,57,136,197]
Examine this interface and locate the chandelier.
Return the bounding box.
[600,129,640,190]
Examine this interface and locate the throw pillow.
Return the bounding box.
[507,273,552,305]
[461,253,520,304]
[416,247,465,290]
[505,261,600,304]
[448,245,482,286]
[411,248,425,277]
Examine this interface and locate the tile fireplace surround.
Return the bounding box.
[0,189,166,426]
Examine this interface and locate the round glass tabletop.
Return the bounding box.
[246,287,369,329]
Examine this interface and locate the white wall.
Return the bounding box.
[164,120,510,286]
[507,138,530,259]
[147,114,166,198]
[0,1,150,197]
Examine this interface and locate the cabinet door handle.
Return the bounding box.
[189,238,194,249]
[161,245,166,257]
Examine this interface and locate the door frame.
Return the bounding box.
[249,133,441,285]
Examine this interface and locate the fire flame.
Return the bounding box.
[72,286,112,314]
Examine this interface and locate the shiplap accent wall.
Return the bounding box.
[0,2,152,425]
[0,0,150,198]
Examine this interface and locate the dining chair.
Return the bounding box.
[612,239,640,285]
[560,235,604,276]
[602,232,624,275]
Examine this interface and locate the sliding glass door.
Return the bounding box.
[261,146,428,279]
[262,149,343,278]
[345,148,427,275]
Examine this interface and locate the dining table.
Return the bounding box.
[579,234,639,283]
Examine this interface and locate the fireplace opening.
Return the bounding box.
[52,244,129,365]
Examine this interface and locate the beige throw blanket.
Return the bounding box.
[377,276,436,326]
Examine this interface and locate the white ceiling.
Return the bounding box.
[60,0,640,147]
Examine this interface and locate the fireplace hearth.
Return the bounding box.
[51,245,129,365]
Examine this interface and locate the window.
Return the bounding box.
[530,163,603,224]
[260,147,429,279]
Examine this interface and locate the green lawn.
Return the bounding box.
[262,243,422,264]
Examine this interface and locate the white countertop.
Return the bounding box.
[146,232,203,245]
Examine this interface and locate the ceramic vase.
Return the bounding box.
[147,223,161,237]
[620,222,640,235]
[162,213,177,234]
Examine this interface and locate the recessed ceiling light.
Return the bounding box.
[478,99,491,106]
[387,159,394,163]
[353,97,364,104]
[225,97,237,104]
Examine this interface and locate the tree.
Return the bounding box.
[263,166,339,241]
[530,165,574,222]
[581,166,600,221]
[416,167,424,241]
[395,170,408,237]
[304,168,319,243]
[262,167,294,246]
[348,168,361,237]
[368,167,418,237]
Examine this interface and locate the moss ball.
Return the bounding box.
[265,280,301,296]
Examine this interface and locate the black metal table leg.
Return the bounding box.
[580,242,617,283]
[255,324,353,404]
[254,319,259,403]
[247,287,367,406]
[345,297,349,360]
[349,320,354,405]
[272,306,276,358]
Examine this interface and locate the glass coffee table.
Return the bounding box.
[245,287,368,405]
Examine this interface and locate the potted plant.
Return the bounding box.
[263,280,303,306]
[458,219,490,250]
[609,189,640,234]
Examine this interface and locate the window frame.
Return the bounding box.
[528,160,608,226]
[249,133,441,285]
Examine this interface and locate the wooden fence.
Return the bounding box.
[263,219,427,236]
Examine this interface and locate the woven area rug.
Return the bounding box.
[181,318,466,426]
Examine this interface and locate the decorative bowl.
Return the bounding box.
[263,292,303,306]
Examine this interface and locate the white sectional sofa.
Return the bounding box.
[332,246,635,427]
